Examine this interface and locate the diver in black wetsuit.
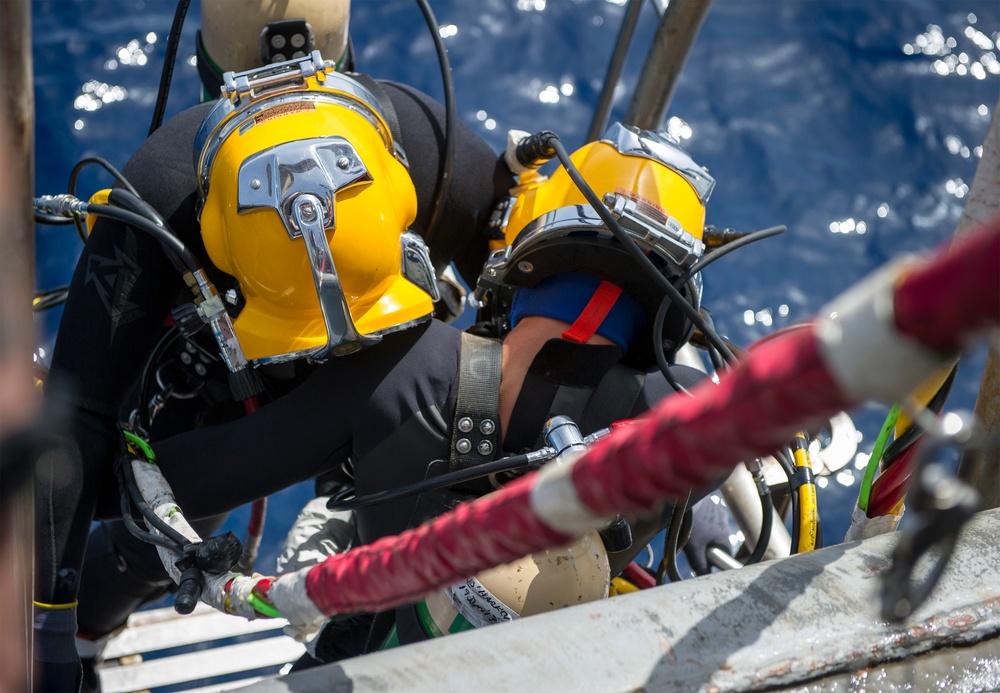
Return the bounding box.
[32,32,515,693]
[34,10,728,692]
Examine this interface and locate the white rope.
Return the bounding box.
[529,453,611,536]
[815,256,950,404]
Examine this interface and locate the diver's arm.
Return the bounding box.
[38,104,215,603]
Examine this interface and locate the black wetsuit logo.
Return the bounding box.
[84,230,144,341]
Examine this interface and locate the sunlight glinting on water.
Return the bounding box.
[743,304,789,328]
[475,110,497,131]
[828,218,867,235]
[902,17,999,78]
[74,81,128,112]
[516,0,546,12]
[836,468,855,488]
[73,33,160,128]
[819,14,997,245]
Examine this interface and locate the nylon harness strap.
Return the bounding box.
[349,73,404,148]
[450,332,503,471]
[579,363,646,436]
[561,280,622,344]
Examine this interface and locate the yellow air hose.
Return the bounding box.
[791,432,818,553]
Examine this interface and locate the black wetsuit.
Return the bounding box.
[34,79,514,692]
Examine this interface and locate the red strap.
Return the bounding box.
[561,280,622,344]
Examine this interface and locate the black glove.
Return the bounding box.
[682,496,734,576]
[295,613,378,669]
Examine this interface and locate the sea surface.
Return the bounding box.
[31,0,1000,578]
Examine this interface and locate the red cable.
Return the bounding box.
[867,443,920,518]
[893,217,1000,352]
[241,395,266,567]
[623,562,657,590]
[246,498,268,537]
[305,473,570,614]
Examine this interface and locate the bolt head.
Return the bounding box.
[456,439,472,454]
[298,203,318,223]
[332,342,362,356]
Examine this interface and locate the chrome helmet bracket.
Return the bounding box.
[238,136,379,360]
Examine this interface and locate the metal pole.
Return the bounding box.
[0,0,37,691]
[624,0,713,130]
[720,464,791,560]
[673,346,793,558]
[956,95,1000,508]
[586,0,645,142]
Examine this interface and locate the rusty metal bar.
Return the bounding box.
[0,0,37,691]
[956,95,1000,508]
[587,0,645,142]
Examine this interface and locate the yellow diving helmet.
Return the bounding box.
[384,531,611,646]
[474,123,714,364]
[195,52,439,364]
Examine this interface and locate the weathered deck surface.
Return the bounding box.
[242,508,1000,692]
[97,603,304,693]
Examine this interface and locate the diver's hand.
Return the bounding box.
[212,572,278,619]
[264,567,328,642]
[682,497,733,576]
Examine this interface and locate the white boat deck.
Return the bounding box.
[97,603,305,693]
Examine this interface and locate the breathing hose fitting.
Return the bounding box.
[505,130,558,174]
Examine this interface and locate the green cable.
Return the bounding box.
[122,429,157,464]
[857,404,901,513]
[247,593,281,619]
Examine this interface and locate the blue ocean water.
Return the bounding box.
[31,1,999,569]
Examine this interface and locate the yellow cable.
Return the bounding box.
[894,365,954,435]
[796,484,818,553]
[32,600,78,610]
[792,432,818,553]
[611,577,639,595]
